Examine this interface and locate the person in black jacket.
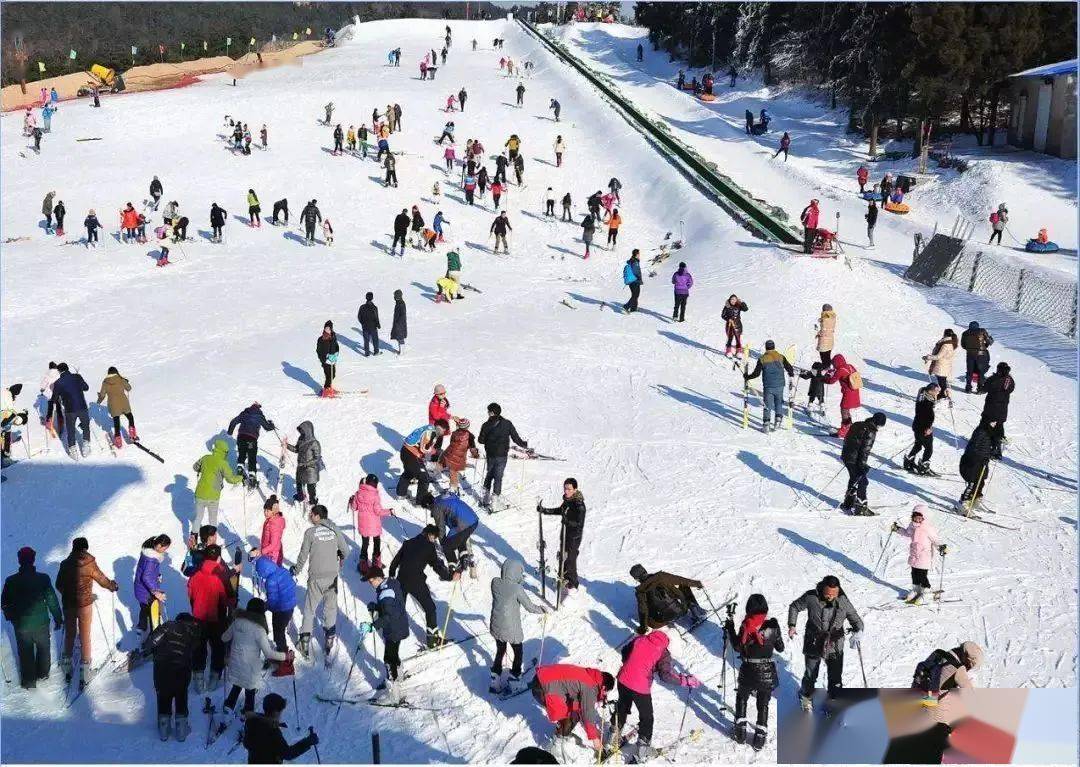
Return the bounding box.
[840,412,886,516]
[494,153,509,184]
[227,403,275,479]
[149,176,163,210]
[53,200,66,234]
[391,289,407,353]
[865,199,878,248]
[904,383,939,476]
[799,362,827,416]
[357,292,381,356]
[538,479,586,595]
[144,612,201,741]
[243,693,318,764]
[51,363,91,457]
[315,320,339,398]
[788,576,863,709]
[478,402,529,510]
[362,568,410,703]
[724,594,785,751]
[490,212,512,254]
[980,362,1013,458]
[301,200,321,244]
[959,321,993,393]
[388,525,459,648]
[209,203,227,243]
[272,199,289,225]
[392,209,410,256]
[721,295,749,358]
[959,420,995,510]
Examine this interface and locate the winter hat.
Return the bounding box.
[629,564,648,582]
[678,261,686,269]
[246,597,266,613]
[17,546,35,566]
[393,289,403,300]
[456,417,470,430]
[511,746,559,765]
[911,504,928,520]
[969,321,980,330]
[600,672,616,692]
[9,383,22,397]
[262,692,288,714]
[959,641,984,670]
[434,384,447,395]
[765,340,775,351]
[871,412,887,427]
[264,495,279,511]
[366,291,374,301]
[364,473,379,487]
[822,303,833,312]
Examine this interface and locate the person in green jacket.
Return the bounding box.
[247,189,262,227]
[193,439,241,531]
[446,250,462,284]
[1,547,63,689]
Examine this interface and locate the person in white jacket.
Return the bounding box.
[39,362,63,437]
[220,599,288,714]
[892,506,943,604]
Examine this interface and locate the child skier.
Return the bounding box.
[350,474,393,575]
[360,567,409,704]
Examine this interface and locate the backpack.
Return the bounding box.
[847,369,863,390]
[989,212,999,225]
[646,584,687,624]
[623,263,636,285]
[912,648,959,692]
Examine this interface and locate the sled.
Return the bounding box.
[884,201,910,214]
[1025,239,1059,253]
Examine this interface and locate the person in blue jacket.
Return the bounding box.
[361,567,409,703]
[433,211,449,242]
[41,103,56,133]
[254,553,297,654]
[622,250,643,314]
[744,340,795,432]
[50,363,91,457]
[425,491,478,567]
[227,402,275,483]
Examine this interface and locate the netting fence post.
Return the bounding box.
[1014,269,1026,313]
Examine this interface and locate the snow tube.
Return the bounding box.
[884,201,910,214]
[860,191,878,201]
[698,93,716,102]
[1025,239,1060,253]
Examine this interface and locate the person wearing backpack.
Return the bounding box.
[823,354,862,438]
[724,594,785,751]
[630,565,705,633]
[988,203,1007,245]
[622,250,643,313]
[912,641,983,703]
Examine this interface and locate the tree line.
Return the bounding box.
[633,2,1076,153]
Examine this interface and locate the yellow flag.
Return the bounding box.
[38,61,46,73]
[249,37,255,46]
[203,40,208,51]
[293,32,298,40]
[305,27,311,35]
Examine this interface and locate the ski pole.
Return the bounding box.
[310,726,322,764]
[966,464,988,516]
[110,591,118,650]
[872,526,896,576]
[94,597,111,659]
[440,579,460,641]
[292,673,301,730]
[538,612,550,666]
[856,642,868,687]
[808,465,846,512]
[675,686,693,746]
[938,545,946,596]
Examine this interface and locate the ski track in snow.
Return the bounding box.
[1,17,1077,764]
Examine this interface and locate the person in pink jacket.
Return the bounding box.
[892,505,943,604]
[350,474,393,576]
[260,495,285,566]
[615,628,700,760]
[443,145,456,172]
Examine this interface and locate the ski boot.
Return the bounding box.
[158,715,172,741]
[128,426,138,442]
[505,673,527,696]
[762,420,771,434]
[734,717,749,744]
[298,634,311,660]
[174,715,191,742]
[853,500,876,517]
[79,441,91,458]
[426,628,444,650]
[902,454,916,473]
[905,586,926,605]
[481,490,492,510]
[66,444,79,460]
[61,655,73,685]
[635,739,661,762]
[324,627,337,656]
[751,725,767,752]
[358,558,371,577]
[246,472,258,491]
[372,555,383,571]
[774,418,782,432]
[488,670,506,694]
[799,694,813,713]
[916,462,938,477]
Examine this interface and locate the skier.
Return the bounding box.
[134,534,170,634]
[357,124,370,157]
[260,496,285,566]
[247,189,261,227]
[478,403,529,510]
[865,199,878,247]
[800,198,820,253]
[723,594,784,750]
[409,205,425,246]
[607,209,622,248]
[799,362,827,417]
[580,212,595,258]
[388,524,460,648]
[615,627,700,761]
[671,262,693,322]
[187,544,230,692]
[192,440,242,529]
[436,121,455,144]
[772,131,790,161]
[458,87,468,112]
[300,199,321,243]
[622,251,643,313]
[252,552,296,654]
[242,693,319,763]
[980,361,1014,458]
[360,567,409,703]
[350,473,393,575]
[53,199,65,236]
[630,565,705,633]
[55,538,119,687]
[463,172,477,205]
[209,202,227,243]
[959,321,993,393]
[221,597,288,715]
[959,419,995,510]
[840,412,887,515]
[904,382,940,476]
[439,418,479,496]
[162,200,179,226]
[433,210,449,242]
[922,329,958,396]
[513,152,525,185]
[148,176,163,211]
[227,402,275,485]
[1,384,27,467]
[533,664,614,758]
[84,209,101,247]
[988,203,1007,245]
[554,135,565,167]
[543,187,556,217]
[50,363,91,458]
[391,289,407,353]
[561,191,572,221]
[488,558,545,695]
[31,125,43,153]
[357,292,382,356]
[505,134,522,161]
[637,43,644,61]
[283,421,321,504]
[393,103,402,131]
[744,340,795,432]
[396,420,450,505]
[1,546,63,690]
[721,294,749,358]
[392,209,409,255]
[587,190,602,220]
[538,478,587,598]
[549,98,560,121]
[96,366,135,448]
[425,491,479,567]
[822,354,861,437]
[891,506,943,604]
[491,179,505,211]
[143,611,200,741]
[912,642,983,703]
[788,575,863,710]
[609,179,623,205]
[323,102,334,124]
[443,143,456,171]
[815,304,836,366]
[744,109,753,134]
[494,153,508,184]
[346,125,357,152]
[490,211,512,254]
[291,505,347,659]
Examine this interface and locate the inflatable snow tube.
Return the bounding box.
[860,191,879,201]
[884,201,910,214]
[1026,239,1060,253]
[698,93,716,102]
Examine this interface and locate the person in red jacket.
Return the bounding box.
[615,628,700,760]
[533,664,614,758]
[823,354,862,438]
[428,384,452,425]
[856,166,869,193]
[800,199,820,253]
[120,203,140,243]
[260,496,285,566]
[187,545,229,692]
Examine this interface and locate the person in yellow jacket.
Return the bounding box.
[607,209,623,248]
[247,189,261,228]
[505,134,521,161]
[346,125,357,152]
[436,275,460,303]
[1,384,28,467]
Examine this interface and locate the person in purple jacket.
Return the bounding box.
[134,534,171,634]
[671,262,693,322]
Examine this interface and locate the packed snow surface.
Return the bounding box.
[1,17,1076,764]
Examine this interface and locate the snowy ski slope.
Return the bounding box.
[0,16,1076,764]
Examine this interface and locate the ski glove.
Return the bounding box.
[679,674,701,689]
[357,621,373,639]
[289,566,298,577]
[938,544,948,556]
[891,522,902,533]
[848,632,861,649]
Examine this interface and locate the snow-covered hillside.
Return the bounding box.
[1,16,1076,764]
